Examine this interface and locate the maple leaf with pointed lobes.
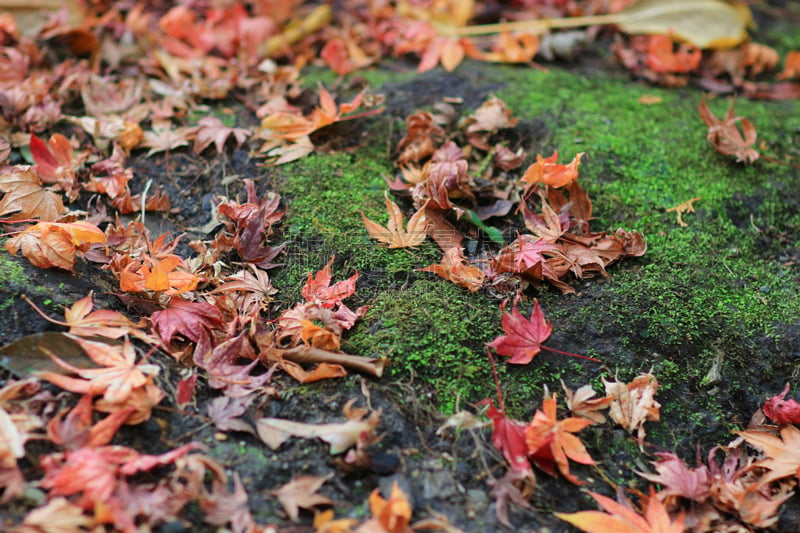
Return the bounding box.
[37,336,160,404]
[698,99,759,164]
[638,452,711,503]
[302,256,358,307]
[556,488,685,533]
[192,116,251,155]
[141,121,191,156]
[0,165,65,221]
[271,474,333,523]
[361,192,429,248]
[29,133,83,200]
[483,398,533,477]
[525,395,595,485]
[488,296,551,364]
[761,383,800,424]
[739,425,800,485]
[151,297,223,359]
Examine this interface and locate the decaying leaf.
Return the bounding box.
[418,246,485,292]
[603,372,661,448]
[256,400,380,454]
[761,383,800,425]
[357,482,412,533]
[698,99,759,164]
[270,474,333,522]
[361,192,429,248]
[739,425,800,484]
[4,221,105,271]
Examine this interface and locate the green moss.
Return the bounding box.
[0,253,46,311]
[345,279,500,414]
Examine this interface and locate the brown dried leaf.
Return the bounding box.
[698,99,759,164]
[0,165,65,221]
[603,372,660,449]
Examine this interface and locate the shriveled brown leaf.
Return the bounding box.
[698,99,759,164]
[418,247,484,292]
[603,372,660,448]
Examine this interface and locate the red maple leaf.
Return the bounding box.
[301,257,358,308]
[762,383,800,425]
[488,296,598,365]
[487,296,552,365]
[151,297,223,359]
[484,399,533,477]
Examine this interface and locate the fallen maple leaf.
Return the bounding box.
[484,398,533,477]
[525,395,595,485]
[0,165,66,221]
[520,151,584,190]
[361,192,429,248]
[11,497,96,533]
[36,336,160,404]
[646,34,701,73]
[270,474,333,522]
[739,425,800,484]
[761,383,800,425]
[357,482,412,533]
[192,116,251,155]
[556,488,685,533]
[5,220,106,271]
[302,256,359,307]
[256,400,380,454]
[603,372,661,448]
[562,382,613,424]
[698,99,759,164]
[418,246,485,292]
[487,296,551,365]
[141,121,191,156]
[638,452,711,502]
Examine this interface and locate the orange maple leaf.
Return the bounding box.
[363,482,413,533]
[520,151,585,190]
[525,395,595,485]
[418,246,485,292]
[119,254,200,296]
[361,192,429,248]
[556,489,685,533]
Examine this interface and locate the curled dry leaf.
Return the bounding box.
[698,99,759,164]
[357,482,412,533]
[4,221,105,271]
[603,372,661,448]
[418,246,485,292]
[739,425,800,485]
[760,383,800,425]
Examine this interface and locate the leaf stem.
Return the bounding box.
[542,344,600,362]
